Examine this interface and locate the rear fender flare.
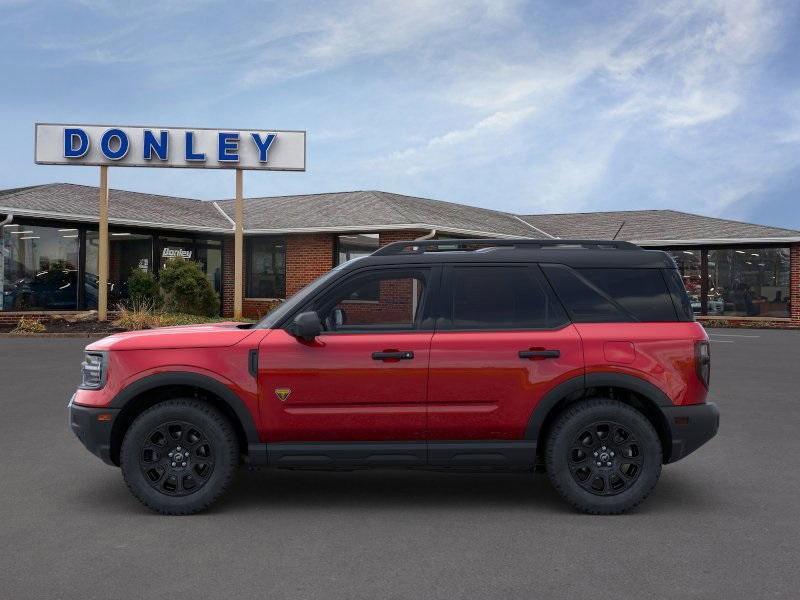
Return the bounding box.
[524,372,673,441]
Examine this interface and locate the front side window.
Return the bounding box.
[446,265,567,330]
[2,223,79,310]
[247,237,286,298]
[311,269,428,332]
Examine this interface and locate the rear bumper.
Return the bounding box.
[661,402,719,463]
[68,394,120,466]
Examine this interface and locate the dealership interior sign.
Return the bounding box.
[33,122,306,320]
[35,123,306,171]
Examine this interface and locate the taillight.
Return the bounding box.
[695,341,710,388]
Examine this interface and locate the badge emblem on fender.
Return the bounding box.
[274,388,291,401]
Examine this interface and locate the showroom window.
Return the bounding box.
[706,248,790,318]
[660,246,791,319]
[85,230,154,309]
[1,223,80,310]
[665,249,703,315]
[246,237,285,298]
[336,233,379,265]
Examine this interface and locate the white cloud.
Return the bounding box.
[378,106,535,175]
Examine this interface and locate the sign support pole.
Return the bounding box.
[234,168,244,320]
[98,166,109,321]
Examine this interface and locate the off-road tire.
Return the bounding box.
[120,398,238,515]
[545,398,662,515]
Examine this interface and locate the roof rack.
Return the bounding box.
[373,238,640,256]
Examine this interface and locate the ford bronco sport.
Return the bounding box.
[69,239,719,515]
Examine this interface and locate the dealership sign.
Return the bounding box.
[34,123,306,171]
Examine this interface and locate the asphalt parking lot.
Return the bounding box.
[1,329,798,599]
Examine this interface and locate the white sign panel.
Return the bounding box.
[34,123,306,171]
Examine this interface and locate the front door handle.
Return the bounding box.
[519,349,560,360]
[372,350,414,361]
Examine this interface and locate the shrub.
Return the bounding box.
[11,316,46,334]
[158,259,220,317]
[127,269,161,308]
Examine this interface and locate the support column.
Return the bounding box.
[98,166,109,321]
[234,169,244,320]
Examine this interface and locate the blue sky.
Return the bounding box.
[1,0,799,228]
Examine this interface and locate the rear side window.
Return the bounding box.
[445,265,567,330]
[542,265,678,322]
[540,265,627,322]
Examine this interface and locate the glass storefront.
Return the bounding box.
[246,237,285,298]
[707,248,790,318]
[85,230,154,308]
[665,249,704,315]
[84,230,223,313]
[1,223,80,310]
[663,246,790,319]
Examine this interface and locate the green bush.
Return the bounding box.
[158,259,219,317]
[127,269,162,308]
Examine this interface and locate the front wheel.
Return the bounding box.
[120,399,238,515]
[545,399,662,514]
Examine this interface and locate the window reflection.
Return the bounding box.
[666,250,703,315]
[707,248,790,318]
[1,224,80,310]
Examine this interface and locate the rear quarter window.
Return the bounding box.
[541,265,678,322]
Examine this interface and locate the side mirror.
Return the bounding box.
[289,311,322,341]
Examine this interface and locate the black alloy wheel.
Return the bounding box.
[138,419,216,497]
[545,398,662,515]
[568,421,642,496]
[120,399,238,515]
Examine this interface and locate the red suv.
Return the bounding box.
[69,239,719,515]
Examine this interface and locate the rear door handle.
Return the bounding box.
[519,349,560,360]
[372,351,415,361]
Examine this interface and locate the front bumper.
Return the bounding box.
[68,394,120,466]
[662,402,720,463]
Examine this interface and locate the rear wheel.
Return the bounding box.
[120,398,238,515]
[545,398,662,514]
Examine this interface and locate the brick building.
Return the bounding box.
[2,183,799,327]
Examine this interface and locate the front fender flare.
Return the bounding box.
[109,371,259,444]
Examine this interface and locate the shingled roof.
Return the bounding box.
[215,190,544,238]
[519,209,800,244]
[1,183,798,243]
[0,183,231,232]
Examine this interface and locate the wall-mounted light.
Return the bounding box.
[19,236,40,240]
[11,230,33,235]
[58,228,78,232]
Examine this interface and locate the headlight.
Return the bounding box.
[80,352,106,389]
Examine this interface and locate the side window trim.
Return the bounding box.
[290,265,439,334]
[438,263,570,332]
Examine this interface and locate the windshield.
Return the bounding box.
[256,260,355,329]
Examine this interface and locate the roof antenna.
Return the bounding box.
[612,220,626,240]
